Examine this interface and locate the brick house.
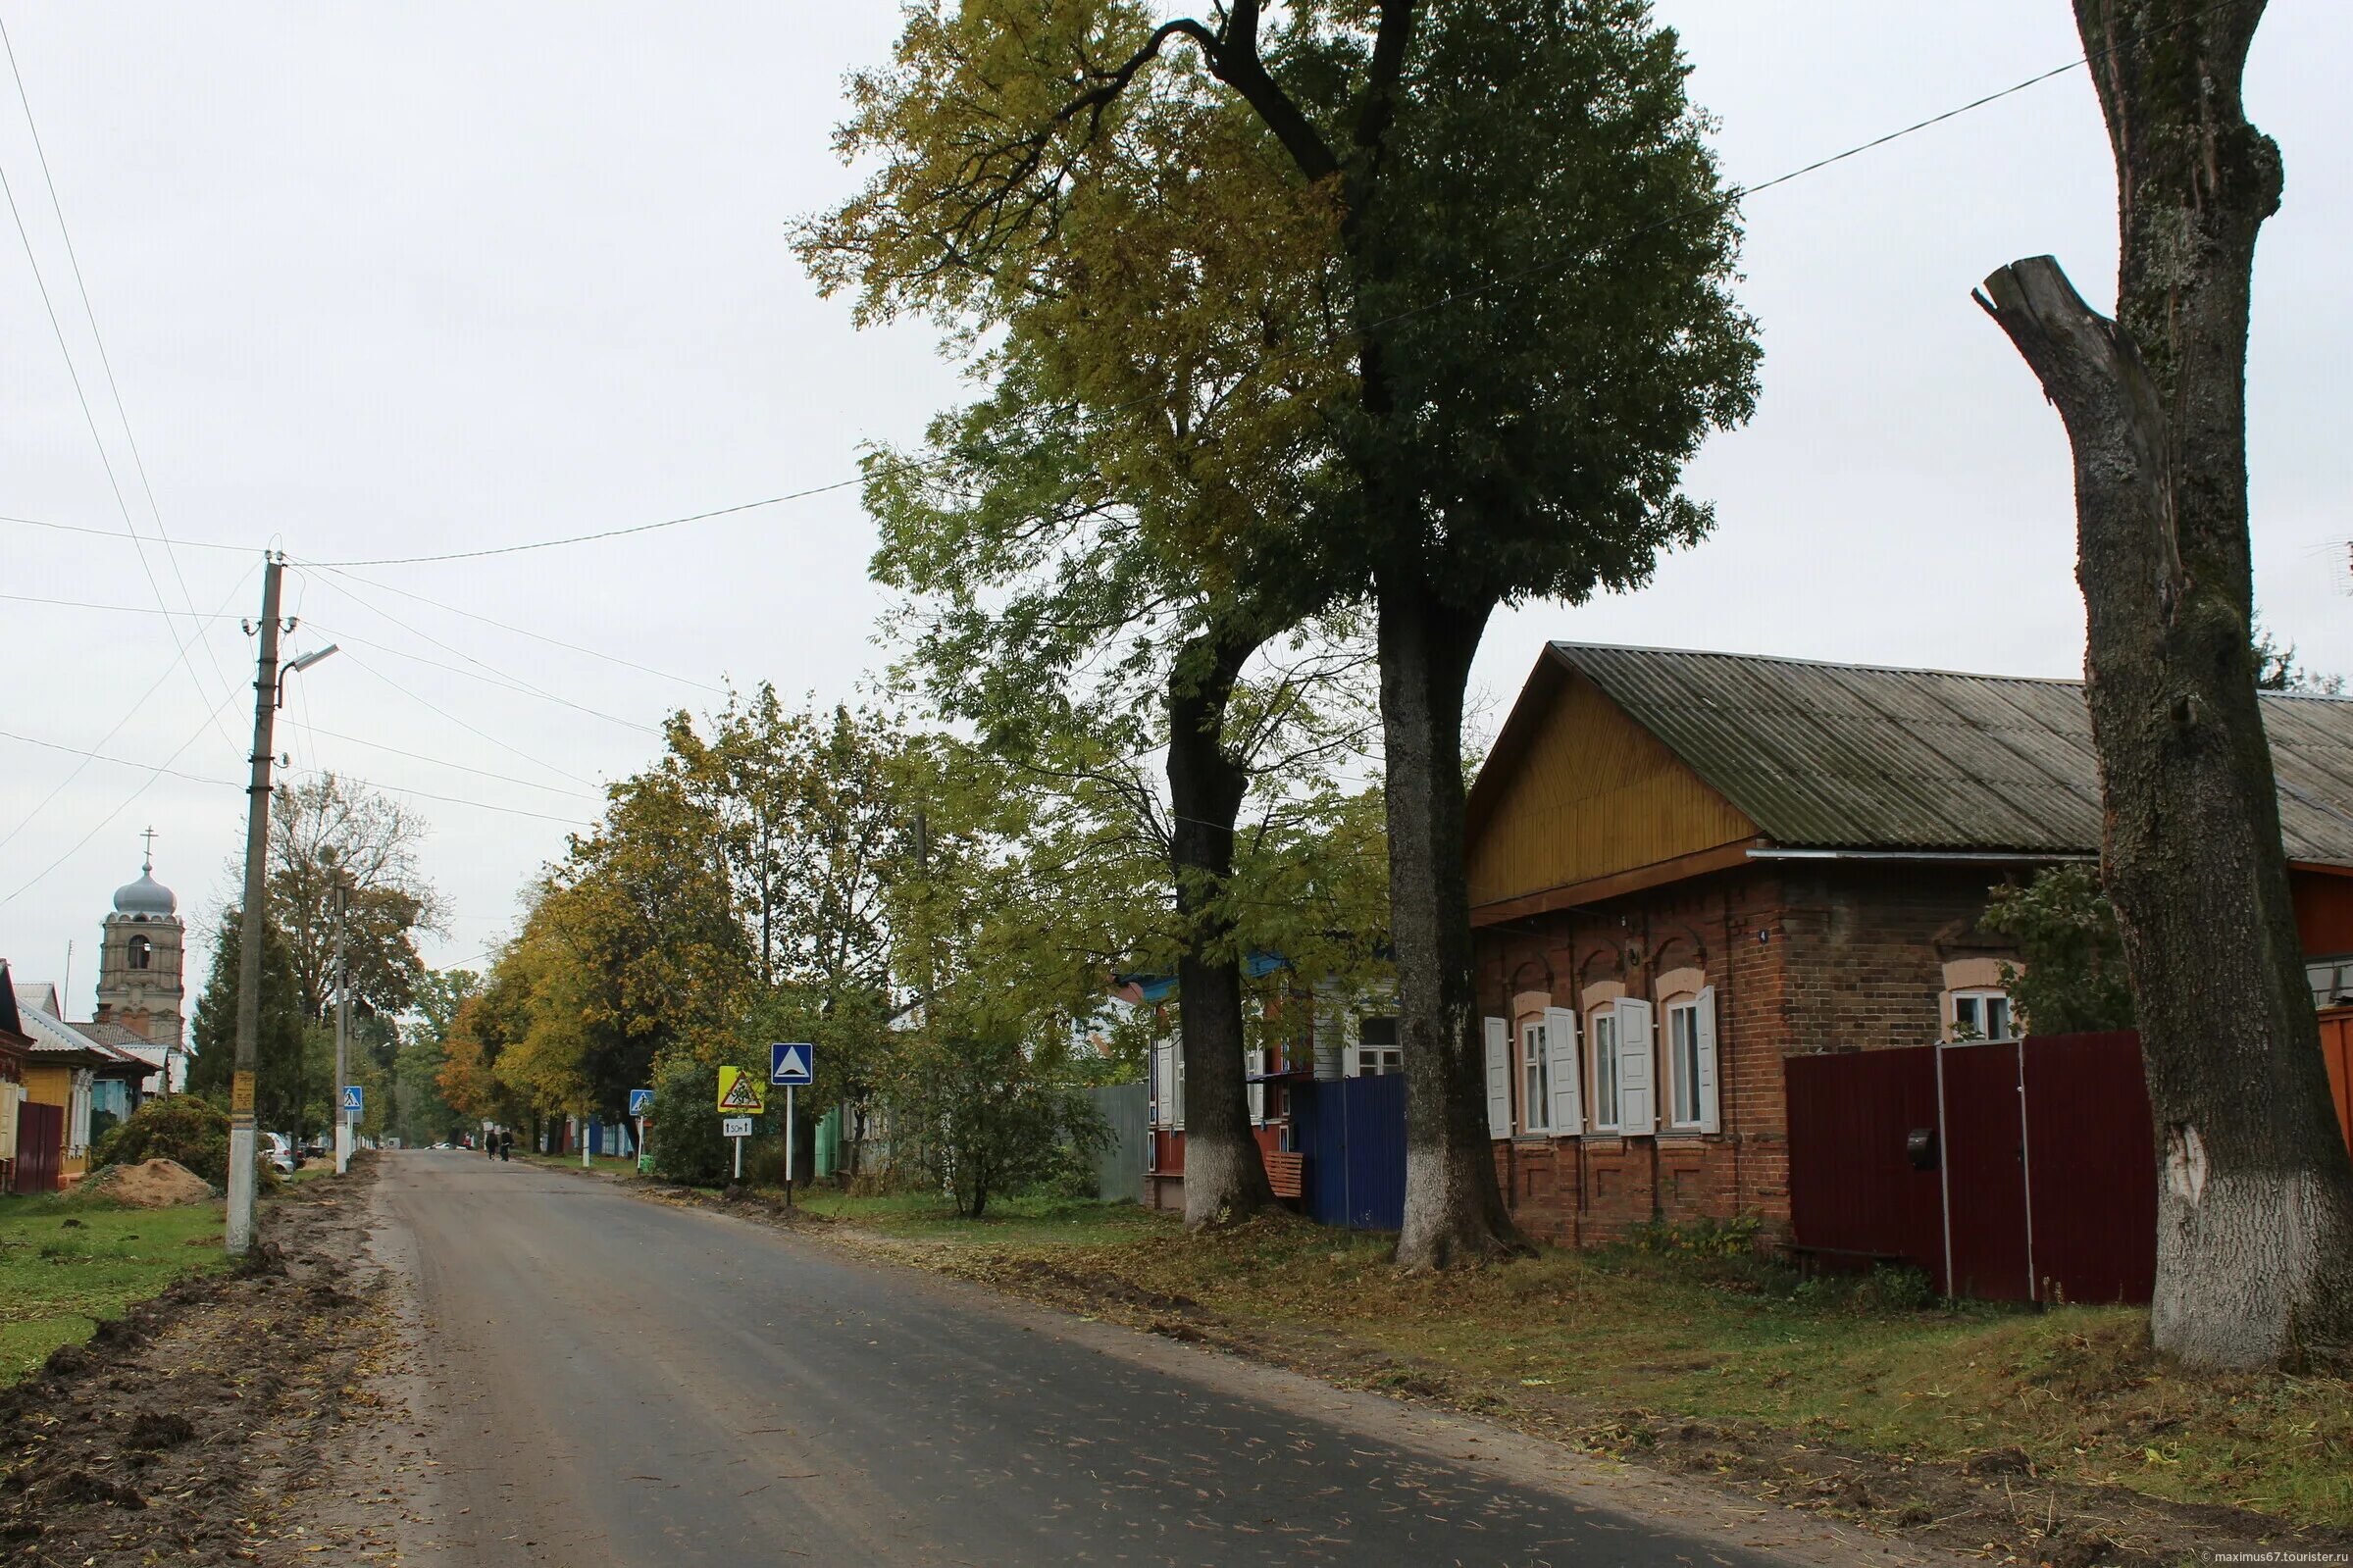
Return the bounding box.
[1467,643,2353,1248]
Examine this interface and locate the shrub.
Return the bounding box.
[1620,1214,1763,1258]
[646,1051,773,1186]
[92,1097,231,1187]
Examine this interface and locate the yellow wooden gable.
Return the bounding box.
[1466,662,1759,920]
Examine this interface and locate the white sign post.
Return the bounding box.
[770,1042,815,1207]
[722,1115,752,1180]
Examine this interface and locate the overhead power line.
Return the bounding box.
[0,589,243,619]
[305,481,864,570]
[283,765,595,829]
[0,20,237,750]
[0,511,253,551]
[0,13,237,713]
[281,14,2185,574]
[0,685,244,910]
[293,559,729,696]
[284,719,605,800]
[0,724,237,787]
[0,556,261,858]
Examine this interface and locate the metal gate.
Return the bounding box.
[1788,1032,2155,1304]
[14,1100,62,1193]
[1295,1074,1406,1232]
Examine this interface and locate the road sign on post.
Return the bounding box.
[721,1116,752,1139]
[341,1085,363,1116]
[769,1043,815,1207]
[630,1087,654,1175]
[716,1066,766,1114]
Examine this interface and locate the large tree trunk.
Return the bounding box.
[1977,0,2353,1371]
[1166,623,1276,1229]
[1380,575,1526,1269]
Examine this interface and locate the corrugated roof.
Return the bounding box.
[9,983,139,1064]
[1546,643,2353,862]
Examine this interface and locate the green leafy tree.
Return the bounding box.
[185,908,308,1135]
[812,0,1758,1265]
[1982,867,2135,1037]
[807,4,1389,1230]
[392,969,476,1145]
[885,1016,1108,1218]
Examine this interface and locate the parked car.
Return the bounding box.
[262,1132,298,1176]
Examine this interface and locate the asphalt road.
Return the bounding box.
[373,1150,1879,1567]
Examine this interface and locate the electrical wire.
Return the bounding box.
[281,765,594,828]
[0,45,236,750]
[0,556,260,856]
[302,621,663,736]
[0,589,243,619]
[333,647,600,788]
[0,683,244,910]
[285,13,2191,574]
[284,720,604,800]
[291,559,727,696]
[0,12,241,717]
[0,511,251,551]
[0,725,237,787]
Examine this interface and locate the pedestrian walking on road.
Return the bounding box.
[499,1130,513,1162]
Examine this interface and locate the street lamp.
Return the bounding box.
[277,642,338,706]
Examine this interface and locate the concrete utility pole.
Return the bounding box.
[225,556,285,1255]
[332,878,352,1176]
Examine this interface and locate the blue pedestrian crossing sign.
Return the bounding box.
[340,1085,363,1115]
[769,1041,814,1087]
[628,1088,654,1116]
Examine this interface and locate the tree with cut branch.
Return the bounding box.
[814,0,1758,1265]
[1975,0,2353,1370]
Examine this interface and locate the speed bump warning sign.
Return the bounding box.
[715,1065,767,1114]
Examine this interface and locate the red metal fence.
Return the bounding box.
[1787,1032,2154,1304]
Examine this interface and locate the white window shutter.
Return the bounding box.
[1544,1007,1583,1134]
[1151,1040,1172,1128]
[1483,1017,1510,1139]
[1695,986,1721,1134]
[1616,998,1657,1136]
[1246,1047,1266,1125]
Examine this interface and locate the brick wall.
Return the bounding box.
[1473,860,2021,1247]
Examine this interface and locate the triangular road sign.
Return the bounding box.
[716,1065,766,1113]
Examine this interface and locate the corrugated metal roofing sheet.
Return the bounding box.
[1550,643,2353,862]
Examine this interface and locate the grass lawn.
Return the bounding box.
[0,1194,229,1384]
[821,1203,2353,1530]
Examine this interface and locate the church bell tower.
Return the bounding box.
[94,828,184,1046]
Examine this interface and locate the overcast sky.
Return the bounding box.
[4,2,2346,1021]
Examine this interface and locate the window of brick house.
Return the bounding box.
[1950,989,2015,1041]
[1589,1007,1620,1132]
[1519,1019,1551,1134]
[1666,997,1703,1127]
[1658,986,1721,1133]
[1355,1015,1403,1076]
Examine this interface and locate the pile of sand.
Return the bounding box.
[75,1158,218,1208]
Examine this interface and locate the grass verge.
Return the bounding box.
[0,1194,230,1383]
[812,1200,2353,1537]
[792,1191,1174,1249]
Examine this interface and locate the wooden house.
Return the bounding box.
[0,969,34,1192]
[11,979,145,1186]
[1465,643,2353,1248]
